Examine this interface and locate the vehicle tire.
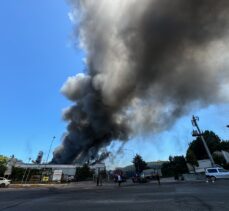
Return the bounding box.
[0,183,6,188]
[211,176,216,182]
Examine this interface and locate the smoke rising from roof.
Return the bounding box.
[52,0,229,164]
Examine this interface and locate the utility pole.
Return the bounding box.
[191,115,215,167]
[21,157,31,184]
[24,168,31,184]
[45,136,56,164]
[43,136,55,181]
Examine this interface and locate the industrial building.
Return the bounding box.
[4,155,106,182]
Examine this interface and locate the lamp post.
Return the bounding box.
[45,136,56,164]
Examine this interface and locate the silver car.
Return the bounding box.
[205,167,229,182]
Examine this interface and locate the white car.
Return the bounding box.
[0,177,11,188]
[205,167,229,181]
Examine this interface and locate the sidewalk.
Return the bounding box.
[4,177,205,190]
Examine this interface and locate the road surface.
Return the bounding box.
[0,180,229,211]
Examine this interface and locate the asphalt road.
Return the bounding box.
[0,180,229,211]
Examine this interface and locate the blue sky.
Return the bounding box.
[0,0,84,161]
[0,1,229,166]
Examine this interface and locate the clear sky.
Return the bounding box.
[0,1,229,166]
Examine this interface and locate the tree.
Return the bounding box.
[187,130,222,160]
[132,154,148,174]
[161,161,174,177]
[161,156,188,179]
[172,156,189,177]
[186,149,198,173]
[186,150,198,166]
[76,164,93,181]
[212,153,226,166]
[220,141,229,151]
[186,130,229,169]
[11,167,26,181]
[0,155,8,177]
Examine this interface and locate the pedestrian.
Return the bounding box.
[99,173,102,186]
[117,174,122,187]
[96,168,101,186]
[96,174,99,186]
[156,173,161,185]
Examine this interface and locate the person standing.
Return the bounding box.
[96,174,99,186]
[156,173,161,185]
[96,168,100,186]
[117,174,122,187]
[99,172,102,186]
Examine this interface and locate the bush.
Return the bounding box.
[76,164,93,181]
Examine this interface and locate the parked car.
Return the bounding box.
[140,169,161,180]
[66,176,75,183]
[0,177,11,188]
[132,174,147,183]
[205,167,229,181]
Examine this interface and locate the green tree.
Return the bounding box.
[161,156,188,179]
[220,141,229,151]
[0,155,8,177]
[11,167,26,181]
[212,153,226,166]
[161,161,174,177]
[186,130,229,168]
[186,150,198,166]
[187,130,222,160]
[172,156,189,178]
[186,149,198,173]
[76,164,93,181]
[132,154,148,174]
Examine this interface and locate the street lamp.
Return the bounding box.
[45,136,56,164]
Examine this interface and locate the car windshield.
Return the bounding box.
[218,169,228,173]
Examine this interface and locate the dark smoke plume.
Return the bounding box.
[52,0,229,164]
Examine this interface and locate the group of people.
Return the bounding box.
[95,168,123,187]
[95,168,161,187]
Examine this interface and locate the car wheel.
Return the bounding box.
[211,176,216,182]
[0,183,6,188]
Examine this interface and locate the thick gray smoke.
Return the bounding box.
[52,0,229,164]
